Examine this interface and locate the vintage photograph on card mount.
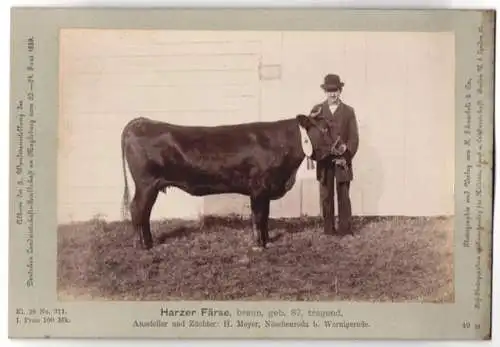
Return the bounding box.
[9,8,494,340]
[56,28,456,303]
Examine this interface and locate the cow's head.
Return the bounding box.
[296,114,336,161]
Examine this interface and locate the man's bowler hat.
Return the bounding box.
[321,74,345,90]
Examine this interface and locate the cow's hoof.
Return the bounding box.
[251,246,265,252]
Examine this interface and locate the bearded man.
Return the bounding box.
[309,74,359,235]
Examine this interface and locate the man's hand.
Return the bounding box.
[337,143,347,155]
[332,142,347,156]
[333,157,347,167]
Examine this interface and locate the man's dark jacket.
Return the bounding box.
[310,100,360,182]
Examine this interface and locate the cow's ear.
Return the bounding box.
[296,114,312,130]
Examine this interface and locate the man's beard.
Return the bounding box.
[327,95,339,104]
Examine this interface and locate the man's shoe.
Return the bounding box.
[324,227,337,235]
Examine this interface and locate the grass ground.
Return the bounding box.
[57,215,454,302]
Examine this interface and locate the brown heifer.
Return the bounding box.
[121,115,337,250]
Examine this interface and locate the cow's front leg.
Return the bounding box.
[250,196,270,250]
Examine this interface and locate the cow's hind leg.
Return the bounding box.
[130,183,159,250]
[250,196,270,250]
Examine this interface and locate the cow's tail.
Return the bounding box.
[121,127,130,220]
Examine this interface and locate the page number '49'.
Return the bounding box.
[462,322,481,329]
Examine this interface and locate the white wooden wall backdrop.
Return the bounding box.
[58,30,455,223]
